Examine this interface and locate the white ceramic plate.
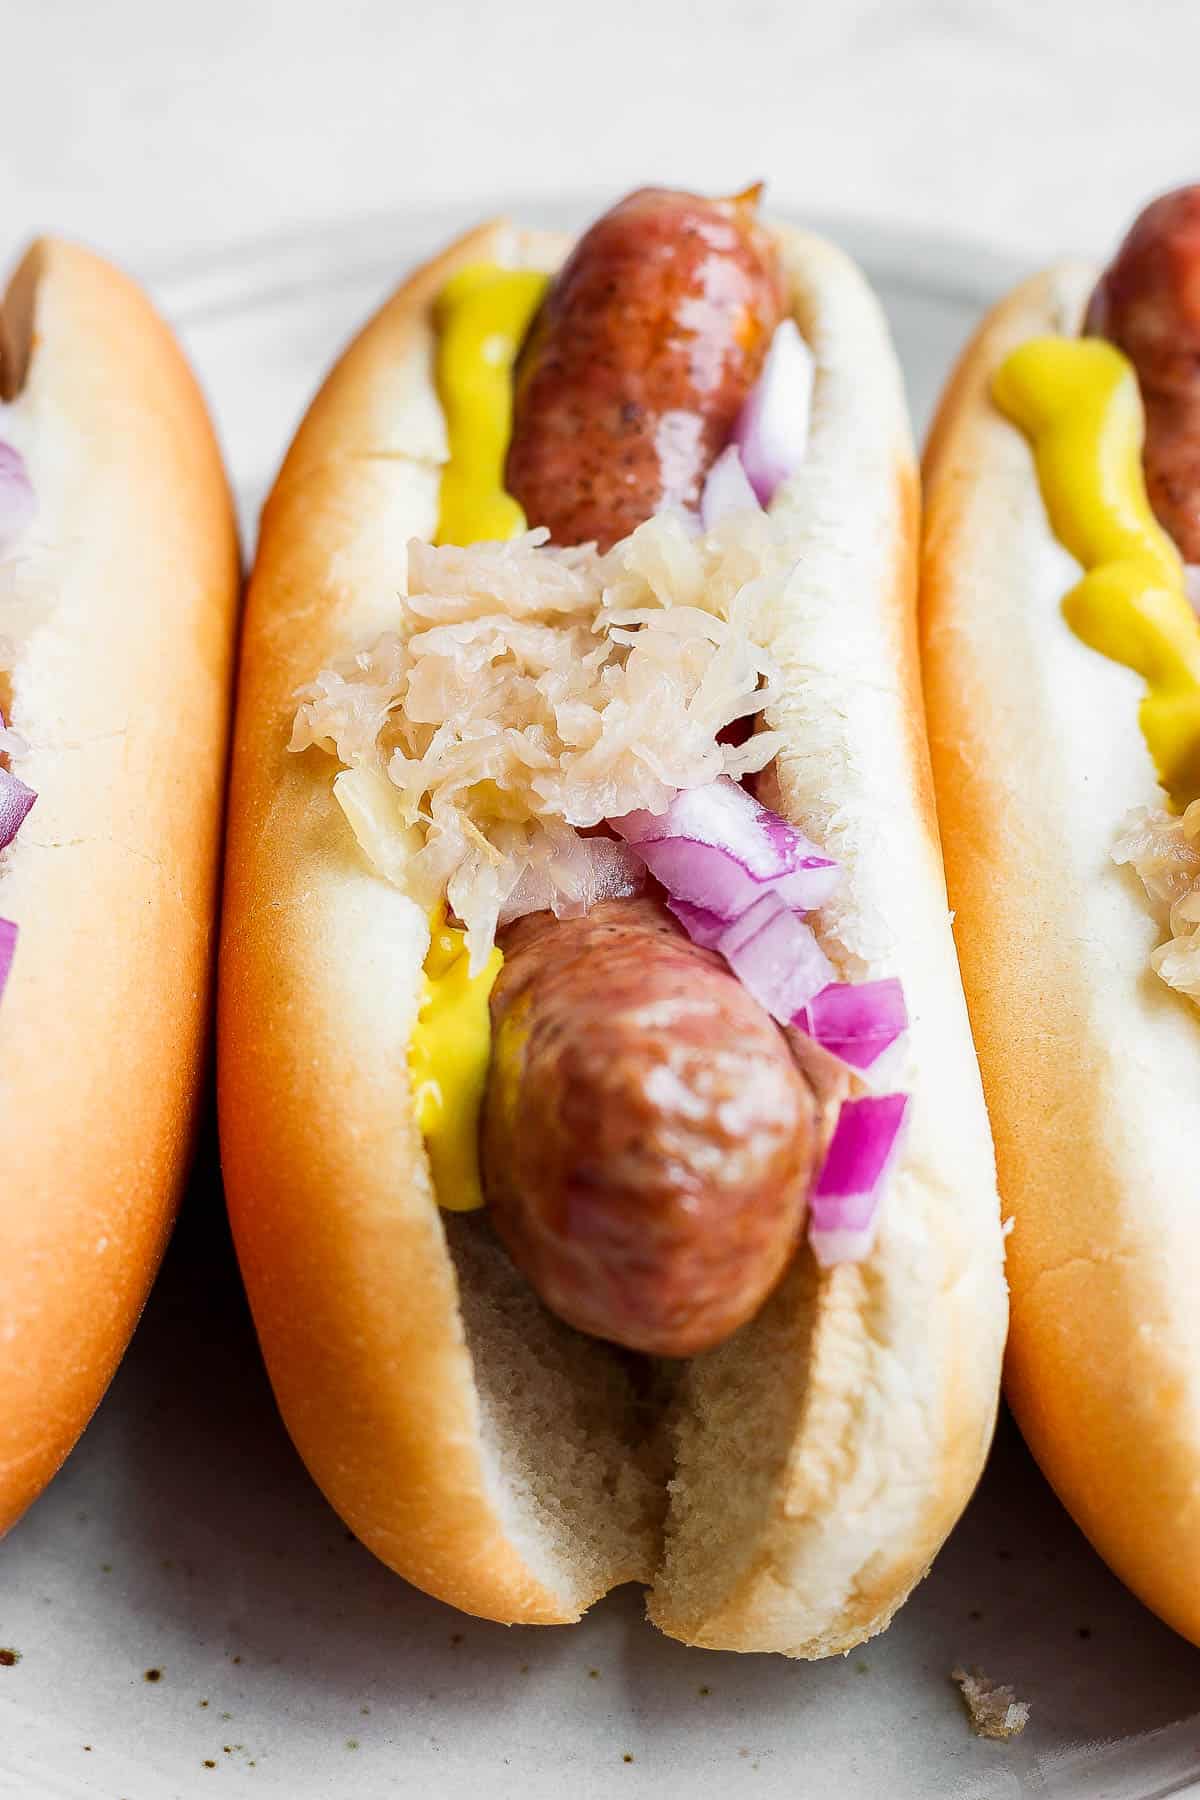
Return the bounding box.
[3,205,1200,1800]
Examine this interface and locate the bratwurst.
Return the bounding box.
[481,186,812,1356]
[482,899,818,1357]
[506,185,786,550]
[1086,184,1200,561]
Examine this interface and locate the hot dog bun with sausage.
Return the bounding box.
[922,185,1200,1645]
[219,187,1005,1655]
[0,239,239,1532]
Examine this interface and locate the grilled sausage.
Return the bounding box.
[1086,185,1200,561]
[481,898,818,1357]
[505,185,786,551]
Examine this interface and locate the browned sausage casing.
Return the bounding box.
[505,186,786,551]
[1086,185,1200,562]
[480,898,817,1357]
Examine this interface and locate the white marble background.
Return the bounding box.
[1,0,1196,279]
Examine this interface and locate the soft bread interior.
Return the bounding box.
[0,241,238,1530]
[220,216,1006,1648]
[922,266,1200,1648]
[449,1214,666,1598]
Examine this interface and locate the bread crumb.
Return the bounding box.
[952,1666,1030,1739]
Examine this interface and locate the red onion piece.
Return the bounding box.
[809,1092,909,1267]
[733,319,814,506]
[0,764,35,849]
[0,441,35,547]
[0,917,16,1006]
[632,834,834,923]
[613,777,839,928]
[665,897,726,949]
[770,858,842,913]
[715,892,833,1023]
[794,977,908,1071]
[612,778,911,1122]
[669,893,837,1022]
[700,444,762,529]
[613,775,838,899]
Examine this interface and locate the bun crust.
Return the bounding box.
[922,266,1200,1647]
[219,217,1006,1648]
[0,239,239,1531]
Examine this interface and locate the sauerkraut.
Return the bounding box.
[292,510,797,969]
[1113,801,1200,1002]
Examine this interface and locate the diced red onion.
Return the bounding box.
[0,917,16,1007]
[611,777,911,1126]
[630,833,835,924]
[714,892,834,1023]
[809,1092,909,1267]
[771,858,842,912]
[700,444,762,529]
[0,764,35,849]
[0,442,35,547]
[733,319,814,506]
[613,775,838,909]
[665,897,727,949]
[794,977,908,1071]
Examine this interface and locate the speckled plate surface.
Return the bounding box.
[2,205,1199,1800]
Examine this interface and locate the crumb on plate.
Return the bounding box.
[952,1666,1030,1740]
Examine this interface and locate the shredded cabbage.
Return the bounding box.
[292,509,796,970]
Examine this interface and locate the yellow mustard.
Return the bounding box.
[408,908,503,1212]
[992,336,1200,805]
[433,263,548,546]
[406,264,546,1209]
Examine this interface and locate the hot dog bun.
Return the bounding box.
[922,267,1200,1648]
[219,217,1006,1652]
[0,240,239,1533]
